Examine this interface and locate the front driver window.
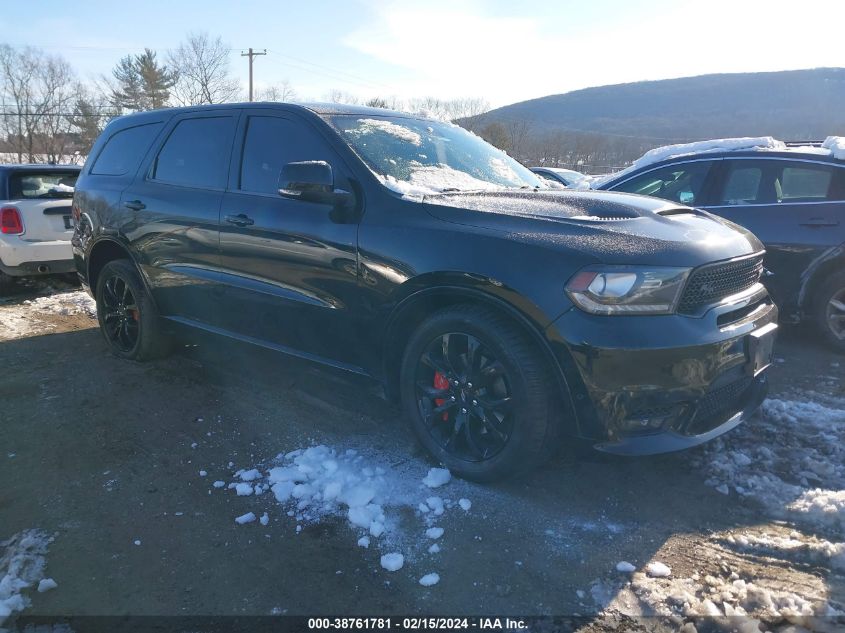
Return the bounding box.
[613,162,712,205]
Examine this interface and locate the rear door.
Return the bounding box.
[6,169,78,242]
[701,158,845,313]
[217,110,363,368]
[120,110,238,326]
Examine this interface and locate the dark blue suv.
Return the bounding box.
[596,145,845,351]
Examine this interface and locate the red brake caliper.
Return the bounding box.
[433,371,450,421]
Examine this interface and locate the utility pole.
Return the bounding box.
[241,48,267,101]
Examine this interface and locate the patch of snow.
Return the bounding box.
[646,561,671,578]
[823,136,845,160]
[357,536,370,548]
[377,163,503,198]
[419,573,440,587]
[458,498,472,512]
[239,469,261,482]
[344,118,422,145]
[235,483,254,496]
[616,561,636,573]
[425,527,444,540]
[212,480,225,489]
[422,468,451,488]
[133,540,140,546]
[428,544,440,554]
[36,578,57,593]
[591,137,786,188]
[0,530,52,624]
[235,512,256,525]
[259,512,269,526]
[198,470,207,477]
[380,553,404,572]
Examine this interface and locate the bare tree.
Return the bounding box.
[169,33,240,105]
[326,89,360,105]
[0,45,80,163]
[255,80,296,102]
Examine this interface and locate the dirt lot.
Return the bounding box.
[1,280,843,632]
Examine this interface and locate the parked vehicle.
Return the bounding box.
[0,164,80,293]
[531,166,590,187]
[595,138,845,351]
[73,104,777,480]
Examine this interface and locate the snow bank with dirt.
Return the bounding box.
[0,530,53,624]
[0,289,96,340]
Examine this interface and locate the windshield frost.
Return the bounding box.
[329,115,547,195]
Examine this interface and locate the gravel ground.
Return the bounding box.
[0,281,843,632]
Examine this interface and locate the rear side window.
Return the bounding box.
[152,117,235,189]
[90,123,163,176]
[612,161,712,205]
[239,116,337,194]
[9,172,78,199]
[777,163,833,202]
[721,165,764,204]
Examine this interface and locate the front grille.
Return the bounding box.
[683,376,753,435]
[678,254,764,314]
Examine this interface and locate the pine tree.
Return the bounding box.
[110,49,177,112]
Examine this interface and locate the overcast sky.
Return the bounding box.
[1,0,843,107]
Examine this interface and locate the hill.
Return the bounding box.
[479,68,845,143]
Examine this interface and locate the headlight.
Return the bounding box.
[565,266,690,315]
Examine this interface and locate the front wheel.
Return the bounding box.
[399,304,558,482]
[814,270,845,354]
[96,259,171,361]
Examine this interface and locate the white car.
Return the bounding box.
[0,165,80,293]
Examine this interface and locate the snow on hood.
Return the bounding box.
[591,137,785,188]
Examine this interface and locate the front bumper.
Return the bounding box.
[547,284,778,455]
[0,237,73,275]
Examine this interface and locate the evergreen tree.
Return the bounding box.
[110,49,177,112]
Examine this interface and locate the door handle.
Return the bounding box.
[124,200,146,211]
[800,217,839,227]
[225,213,255,227]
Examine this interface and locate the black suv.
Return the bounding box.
[73,103,778,480]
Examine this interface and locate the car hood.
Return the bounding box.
[422,189,763,267]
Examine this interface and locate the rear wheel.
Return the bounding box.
[815,270,845,354]
[96,259,171,361]
[400,304,558,481]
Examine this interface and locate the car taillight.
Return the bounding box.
[1,206,23,234]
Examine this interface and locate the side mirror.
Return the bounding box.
[278,161,351,207]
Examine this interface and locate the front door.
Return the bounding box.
[702,159,845,314]
[217,111,363,369]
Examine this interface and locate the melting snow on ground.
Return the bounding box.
[695,396,845,536]
[219,445,471,588]
[0,289,96,340]
[0,530,53,625]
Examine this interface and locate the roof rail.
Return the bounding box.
[783,140,825,147]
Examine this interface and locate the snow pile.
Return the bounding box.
[0,289,97,340]
[695,396,845,535]
[0,530,52,624]
[591,137,785,188]
[222,445,472,585]
[823,135,845,160]
[726,531,845,571]
[23,291,96,318]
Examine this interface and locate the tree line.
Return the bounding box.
[0,33,652,173]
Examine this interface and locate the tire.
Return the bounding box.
[95,259,171,361]
[399,304,559,482]
[814,270,845,354]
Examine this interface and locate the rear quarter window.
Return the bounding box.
[9,172,78,199]
[90,122,164,176]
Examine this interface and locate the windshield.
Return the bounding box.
[328,115,547,195]
[9,172,77,199]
